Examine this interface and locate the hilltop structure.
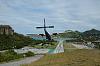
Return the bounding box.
[0,25,14,35]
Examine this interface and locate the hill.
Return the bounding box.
[82,29,100,41]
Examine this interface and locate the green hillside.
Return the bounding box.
[0,33,33,51]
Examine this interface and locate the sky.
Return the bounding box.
[0,0,100,35]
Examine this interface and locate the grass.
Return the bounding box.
[21,42,100,66]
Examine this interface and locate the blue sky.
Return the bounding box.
[0,0,100,34]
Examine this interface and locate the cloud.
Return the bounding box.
[0,0,100,34]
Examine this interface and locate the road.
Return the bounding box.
[51,38,92,54]
[52,39,64,54]
[0,55,44,66]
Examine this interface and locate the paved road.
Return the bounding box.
[0,55,44,66]
[52,40,64,54]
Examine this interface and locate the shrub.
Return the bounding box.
[0,50,24,62]
[24,51,35,57]
[5,50,17,55]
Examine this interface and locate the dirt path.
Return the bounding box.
[0,55,44,66]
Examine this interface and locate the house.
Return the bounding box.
[27,34,46,40]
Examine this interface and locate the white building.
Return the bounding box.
[27,34,46,40]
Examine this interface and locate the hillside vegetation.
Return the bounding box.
[54,29,100,49]
[0,33,33,51]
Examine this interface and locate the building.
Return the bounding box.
[0,25,14,35]
[27,34,46,40]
